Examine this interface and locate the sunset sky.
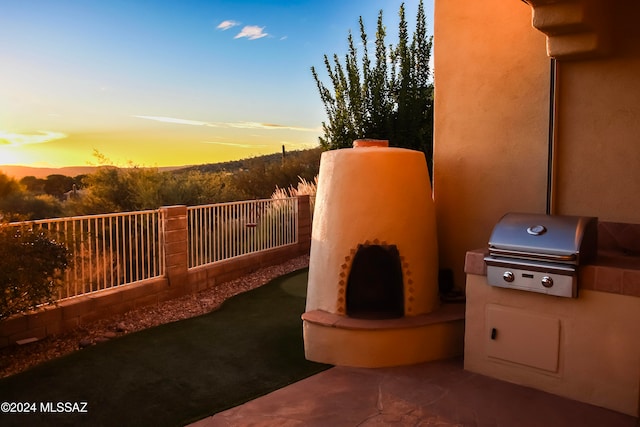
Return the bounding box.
[0,0,433,168]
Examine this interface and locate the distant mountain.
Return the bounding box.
[0,148,320,179]
[0,165,99,179]
[0,165,187,179]
[176,148,322,175]
[176,152,285,175]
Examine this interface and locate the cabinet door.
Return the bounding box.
[486,304,561,373]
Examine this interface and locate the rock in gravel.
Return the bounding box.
[103,332,117,339]
[79,339,92,348]
[115,323,127,333]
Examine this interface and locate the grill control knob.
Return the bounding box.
[541,276,553,288]
[503,271,515,283]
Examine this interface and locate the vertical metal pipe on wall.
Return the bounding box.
[546,57,558,215]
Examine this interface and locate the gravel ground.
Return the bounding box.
[0,255,309,379]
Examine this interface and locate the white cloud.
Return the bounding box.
[217,20,239,31]
[133,115,217,127]
[229,122,319,132]
[201,141,267,148]
[234,25,268,40]
[0,130,67,146]
[133,116,318,132]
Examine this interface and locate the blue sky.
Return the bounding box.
[0,0,433,167]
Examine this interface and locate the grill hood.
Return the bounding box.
[488,212,598,265]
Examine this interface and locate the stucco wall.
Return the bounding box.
[554,2,640,222]
[434,0,640,286]
[435,0,640,416]
[464,273,640,416]
[433,0,550,287]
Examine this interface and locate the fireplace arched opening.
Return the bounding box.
[346,244,404,319]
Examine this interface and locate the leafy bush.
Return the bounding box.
[0,193,64,221]
[231,149,321,200]
[311,1,433,171]
[0,224,70,320]
[0,148,323,219]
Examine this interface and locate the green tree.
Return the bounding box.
[0,173,63,220]
[392,2,434,161]
[231,148,322,200]
[0,194,63,221]
[44,174,76,199]
[0,172,21,199]
[20,176,46,194]
[0,224,70,319]
[311,0,434,171]
[78,166,131,213]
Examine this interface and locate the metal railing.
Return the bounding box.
[188,197,298,269]
[9,210,165,300]
[5,197,301,302]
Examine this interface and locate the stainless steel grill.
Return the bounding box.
[484,213,598,298]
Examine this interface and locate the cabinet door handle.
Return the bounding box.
[490,328,497,340]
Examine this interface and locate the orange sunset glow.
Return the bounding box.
[0,0,430,169]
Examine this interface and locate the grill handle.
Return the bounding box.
[488,248,576,263]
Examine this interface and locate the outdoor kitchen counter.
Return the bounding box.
[465,248,640,297]
[464,247,640,417]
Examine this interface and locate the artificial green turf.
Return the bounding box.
[0,268,329,427]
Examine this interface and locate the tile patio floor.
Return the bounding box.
[189,357,637,426]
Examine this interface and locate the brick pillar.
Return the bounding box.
[297,195,312,254]
[161,205,189,289]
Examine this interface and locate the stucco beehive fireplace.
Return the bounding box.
[302,140,463,368]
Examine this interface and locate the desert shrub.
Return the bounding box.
[0,224,70,319]
[70,164,238,214]
[0,172,62,222]
[0,193,64,221]
[0,173,21,199]
[272,175,318,216]
[231,149,322,200]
